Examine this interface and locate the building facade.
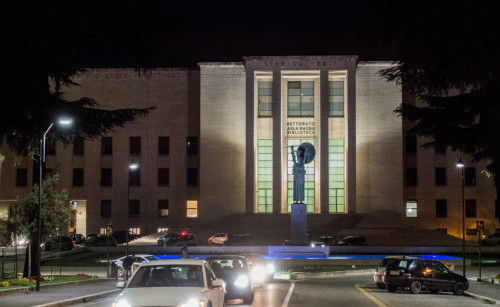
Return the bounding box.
[0,56,498,239]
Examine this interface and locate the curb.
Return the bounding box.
[275,269,374,280]
[0,278,115,297]
[478,277,500,285]
[32,289,121,307]
[465,291,500,305]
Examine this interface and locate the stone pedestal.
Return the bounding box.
[289,203,309,245]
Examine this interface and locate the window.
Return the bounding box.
[329,80,344,117]
[406,200,417,217]
[435,168,446,186]
[187,200,198,218]
[257,140,273,213]
[288,81,314,117]
[129,199,140,217]
[405,168,417,186]
[466,228,477,235]
[73,137,84,155]
[187,168,198,186]
[157,227,168,232]
[129,167,140,186]
[16,168,28,186]
[73,168,84,186]
[102,137,112,155]
[101,200,111,218]
[465,199,476,218]
[436,199,447,218]
[159,137,169,155]
[187,137,198,156]
[405,136,417,155]
[130,137,141,155]
[158,168,169,186]
[158,200,169,217]
[465,167,476,185]
[329,139,345,213]
[100,168,112,186]
[258,81,272,117]
[435,142,446,154]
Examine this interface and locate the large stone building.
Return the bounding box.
[0,56,498,240]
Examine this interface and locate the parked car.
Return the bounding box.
[81,235,117,247]
[383,258,468,295]
[163,232,197,246]
[40,236,74,251]
[69,233,86,244]
[337,236,367,246]
[374,256,419,289]
[110,254,160,277]
[480,233,500,246]
[112,230,138,244]
[311,235,339,247]
[113,259,225,307]
[157,232,180,246]
[206,255,254,304]
[208,233,230,246]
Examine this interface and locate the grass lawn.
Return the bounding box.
[0,274,99,289]
[42,249,123,266]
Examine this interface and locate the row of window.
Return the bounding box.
[405,167,476,186]
[257,80,345,118]
[405,199,500,218]
[100,199,199,218]
[15,167,199,187]
[43,136,199,156]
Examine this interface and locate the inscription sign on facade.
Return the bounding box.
[286,119,316,136]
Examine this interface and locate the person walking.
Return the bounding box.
[181,245,189,259]
[122,254,135,280]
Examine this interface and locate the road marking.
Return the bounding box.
[281,280,296,307]
[355,284,388,307]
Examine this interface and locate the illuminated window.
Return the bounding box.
[157,228,169,232]
[329,80,344,117]
[329,139,345,213]
[258,81,272,117]
[129,228,140,235]
[158,200,169,217]
[187,200,198,218]
[257,140,273,213]
[406,200,417,217]
[288,81,314,117]
[287,139,315,213]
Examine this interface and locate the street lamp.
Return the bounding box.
[37,118,72,291]
[456,158,466,277]
[126,162,138,259]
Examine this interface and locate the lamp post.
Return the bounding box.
[126,162,138,258]
[456,158,466,277]
[37,118,72,291]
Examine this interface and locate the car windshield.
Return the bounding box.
[208,258,247,273]
[128,265,204,288]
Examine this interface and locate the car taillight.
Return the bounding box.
[403,273,412,278]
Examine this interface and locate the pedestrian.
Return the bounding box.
[122,254,135,279]
[181,245,189,259]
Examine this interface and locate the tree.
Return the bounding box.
[12,173,71,277]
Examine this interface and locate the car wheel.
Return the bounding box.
[386,284,398,292]
[410,280,422,294]
[243,291,254,304]
[453,282,465,295]
[376,283,385,289]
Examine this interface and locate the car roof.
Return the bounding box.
[206,255,247,260]
[140,259,206,266]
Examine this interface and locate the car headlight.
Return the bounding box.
[180,298,204,307]
[265,263,275,274]
[234,275,249,288]
[112,300,131,307]
[251,266,266,282]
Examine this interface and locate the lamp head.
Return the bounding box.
[129,162,139,170]
[456,159,464,168]
[57,118,73,126]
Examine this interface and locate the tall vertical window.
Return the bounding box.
[287,81,314,117]
[102,137,112,155]
[406,200,417,217]
[159,137,169,155]
[328,139,345,213]
[436,199,447,218]
[465,167,476,186]
[130,137,141,155]
[405,168,417,186]
[158,168,169,186]
[16,168,28,187]
[257,140,273,213]
[158,200,169,217]
[329,80,344,117]
[465,199,476,218]
[287,139,315,213]
[73,137,84,155]
[258,81,272,117]
[405,135,417,155]
[73,168,84,186]
[129,168,140,186]
[187,200,198,218]
[129,199,140,217]
[435,168,447,186]
[187,168,198,186]
[101,200,111,218]
[187,137,199,156]
[100,168,112,186]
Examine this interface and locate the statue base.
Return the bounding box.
[289,202,309,245]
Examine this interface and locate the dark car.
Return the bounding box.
[206,255,254,304]
[81,235,117,247]
[337,236,367,246]
[41,236,74,251]
[157,233,180,246]
[163,233,197,246]
[374,256,419,289]
[383,259,468,295]
[480,233,500,246]
[112,231,137,244]
[311,236,339,247]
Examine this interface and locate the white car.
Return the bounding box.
[113,259,225,307]
[110,254,160,277]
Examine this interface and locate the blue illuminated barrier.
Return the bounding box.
[268,246,329,258]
